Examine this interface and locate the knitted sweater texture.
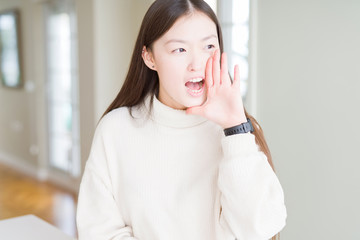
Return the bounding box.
[76,96,287,240]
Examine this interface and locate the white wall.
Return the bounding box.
[93,0,152,121]
[256,0,360,239]
[0,0,41,170]
[76,0,96,176]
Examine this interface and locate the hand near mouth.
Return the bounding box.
[186,50,247,129]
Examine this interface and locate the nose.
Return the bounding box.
[187,52,205,72]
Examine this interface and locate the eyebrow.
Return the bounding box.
[165,34,217,45]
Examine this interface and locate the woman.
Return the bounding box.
[76,0,287,239]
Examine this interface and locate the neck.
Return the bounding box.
[142,95,207,128]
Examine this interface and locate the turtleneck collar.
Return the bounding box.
[141,94,207,128]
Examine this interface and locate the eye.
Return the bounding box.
[173,48,186,53]
[206,44,215,50]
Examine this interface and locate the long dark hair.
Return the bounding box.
[104,1,277,238]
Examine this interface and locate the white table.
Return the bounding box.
[0,215,76,240]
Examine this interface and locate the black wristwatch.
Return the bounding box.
[223,118,254,136]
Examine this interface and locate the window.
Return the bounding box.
[205,0,250,102]
[45,0,80,177]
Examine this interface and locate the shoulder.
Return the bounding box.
[96,105,148,136]
[101,106,131,124]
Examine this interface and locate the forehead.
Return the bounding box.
[160,12,218,43]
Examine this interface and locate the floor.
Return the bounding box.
[0,163,78,238]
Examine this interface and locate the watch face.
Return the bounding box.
[244,122,252,133]
[247,118,254,133]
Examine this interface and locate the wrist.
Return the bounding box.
[222,116,247,129]
[223,118,254,136]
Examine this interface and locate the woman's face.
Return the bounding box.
[144,11,219,110]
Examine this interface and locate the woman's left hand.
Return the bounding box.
[186,50,247,129]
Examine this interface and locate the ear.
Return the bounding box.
[142,46,156,71]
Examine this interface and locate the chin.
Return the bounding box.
[184,97,206,108]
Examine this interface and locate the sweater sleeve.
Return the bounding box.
[217,133,287,240]
[76,120,138,240]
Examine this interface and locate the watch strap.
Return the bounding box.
[224,118,254,136]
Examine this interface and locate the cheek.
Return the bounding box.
[156,57,186,79]
[201,50,216,66]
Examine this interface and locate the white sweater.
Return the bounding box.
[76,95,286,240]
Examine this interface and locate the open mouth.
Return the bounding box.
[185,77,205,95]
